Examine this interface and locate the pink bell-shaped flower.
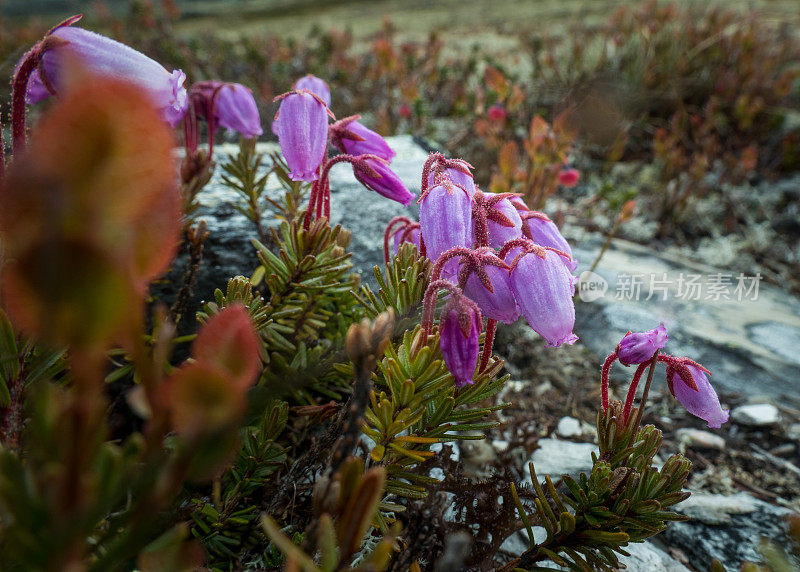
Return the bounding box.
[508,245,578,348]
[275,90,330,182]
[520,211,577,273]
[19,22,188,126]
[353,157,415,206]
[419,179,474,278]
[666,358,729,429]
[463,260,519,324]
[439,299,481,388]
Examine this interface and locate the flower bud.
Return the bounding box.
[557,167,580,188]
[275,90,330,182]
[617,323,668,366]
[293,74,331,107]
[509,249,578,347]
[354,158,415,206]
[24,24,188,126]
[667,361,729,429]
[439,303,480,388]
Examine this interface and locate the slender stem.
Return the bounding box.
[11,47,41,154]
[479,318,497,371]
[600,352,616,411]
[632,354,658,432]
[419,279,461,341]
[622,361,650,422]
[429,246,472,283]
[302,178,319,230]
[383,216,412,265]
[589,219,622,275]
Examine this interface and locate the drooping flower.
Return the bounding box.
[191,81,263,139]
[293,74,331,107]
[617,323,668,366]
[520,211,577,272]
[21,22,188,126]
[558,167,580,188]
[331,117,396,162]
[508,246,578,347]
[275,90,330,182]
[399,102,412,118]
[353,157,415,206]
[461,251,519,324]
[419,180,474,278]
[439,300,481,387]
[666,359,729,429]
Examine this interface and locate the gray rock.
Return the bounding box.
[676,428,726,450]
[677,492,758,525]
[570,235,800,405]
[731,403,781,426]
[525,439,596,482]
[788,423,800,442]
[617,542,691,572]
[662,492,794,570]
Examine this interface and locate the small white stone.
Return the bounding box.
[731,404,780,427]
[556,416,594,439]
[556,416,582,438]
[525,439,596,482]
[676,428,726,450]
[492,439,510,453]
[787,423,800,441]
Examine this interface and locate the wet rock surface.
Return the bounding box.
[662,492,794,570]
[570,236,800,404]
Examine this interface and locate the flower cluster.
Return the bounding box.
[272,75,414,229]
[400,153,580,388]
[603,324,729,429]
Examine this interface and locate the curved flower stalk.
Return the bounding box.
[13,15,187,150]
[383,216,421,263]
